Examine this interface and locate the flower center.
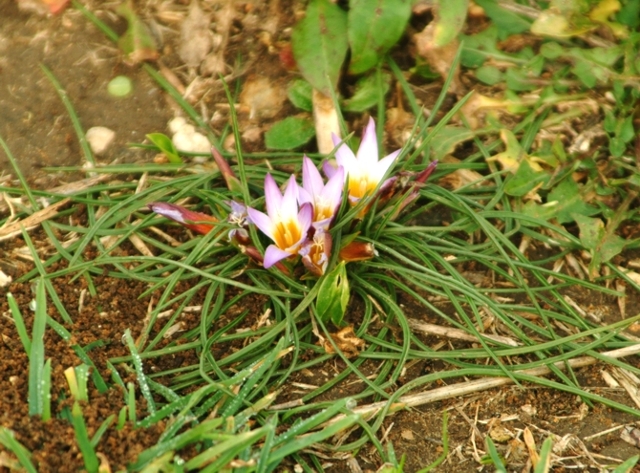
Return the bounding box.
[314,198,334,222]
[348,174,377,201]
[273,219,302,250]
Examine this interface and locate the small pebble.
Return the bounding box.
[168,117,187,134]
[172,129,210,154]
[108,75,133,97]
[86,126,116,155]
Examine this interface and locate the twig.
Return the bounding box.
[0,198,71,241]
[325,343,640,425]
[408,318,520,347]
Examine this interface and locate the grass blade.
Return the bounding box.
[124,329,157,416]
[71,402,100,473]
[6,292,31,355]
[0,427,37,473]
[27,278,48,417]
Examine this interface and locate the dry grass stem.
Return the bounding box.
[408,318,520,347]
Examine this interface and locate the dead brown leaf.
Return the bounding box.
[321,326,366,359]
[413,23,464,96]
[179,0,212,68]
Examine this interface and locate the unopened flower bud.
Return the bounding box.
[148,202,217,235]
[339,241,377,262]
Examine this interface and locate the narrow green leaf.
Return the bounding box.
[612,455,640,473]
[28,279,47,417]
[185,427,268,470]
[484,437,507,471]
[41,359,52,422]
[7,293,31,355]
[0,427,37,473]
[292,0,348,94]
[268,414,359,467]
[91,414,115,448]
[534,437,553,473]
[116,0,159,64]
[124,329,156,416]
[71,402,100,473]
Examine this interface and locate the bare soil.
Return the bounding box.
[1,1,640,472]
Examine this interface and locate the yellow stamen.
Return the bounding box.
[274,220,302,250]
[348,175,377,201]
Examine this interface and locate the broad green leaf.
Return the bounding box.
[146,133,182,164]
[316,262,350,327]
[505,55,544,91]
[573,213,628,278]
[428,126,476,160]
[287,80,313,112]
[343,72,391,112]
[617,0,640,27]
[474,0,531,38]
[348,0,412,74]
[475,65,503,85]
[520,200,559,223]
[460,26,501,67]
[433,0,469,47]
[547,178,598,223]
[569,47,622,86]
[540,42,565,60]
[504,159,549,197]
[574,213,605,250]
[264,117,315,150]
[292,0,348,95]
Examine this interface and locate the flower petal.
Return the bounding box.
[264,245,293,268]
[323,160,338,179]
[356,117,379,168]
[332,134,359,174]
[297,202,314,236]
[373,149,400,182]
[264,174,282,219]
[281,175,299,219]
[321,165,344,205]
[302,156,325,199]
[247,207,274,240]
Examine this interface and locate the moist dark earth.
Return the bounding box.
[2,1,640,472]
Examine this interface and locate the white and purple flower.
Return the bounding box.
[298,156,344,230]
[247,174,313,268]
[325,117,401,204]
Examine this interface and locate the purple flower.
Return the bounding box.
[326,117,401,204]
[247,174,312,268]
[298,156,344,230]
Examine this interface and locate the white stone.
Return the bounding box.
[86,126,116,155]
[172,130,210,154]
[168,117,187,134]
[0,270,11,288]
